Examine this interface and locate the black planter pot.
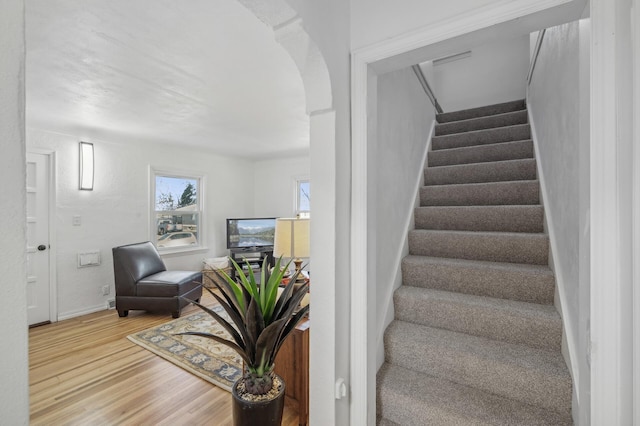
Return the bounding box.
[231,374,285,426]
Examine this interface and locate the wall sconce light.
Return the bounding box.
[79,141,94,190]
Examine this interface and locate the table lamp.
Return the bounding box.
[273,218,310,282]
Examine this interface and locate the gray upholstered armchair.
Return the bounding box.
[112,241,202,318]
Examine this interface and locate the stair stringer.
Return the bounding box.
[376,122,436,370]
[527,102,579,419]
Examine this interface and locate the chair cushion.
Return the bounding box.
[137,271,202,298]
[113,241,167,283]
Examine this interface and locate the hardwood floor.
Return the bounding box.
[29,293,300,425]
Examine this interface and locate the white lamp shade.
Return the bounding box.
[273,218,310,259]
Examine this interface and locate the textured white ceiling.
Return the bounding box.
[25,0,309,159]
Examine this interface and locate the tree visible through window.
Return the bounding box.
[178,182,196,208]
[153,173,203,250]
[297,179,310,218]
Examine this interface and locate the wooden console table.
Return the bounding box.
[275,318,309,426]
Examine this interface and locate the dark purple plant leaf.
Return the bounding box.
[201,284,243,323]
[245,296,264,361]
[273,281,309,323]
[254,318,287,371]
[183,257,308,381]
[271,268,303,320]
[180,297,246,351]
[193,288,254,358]
[271,304,309,364]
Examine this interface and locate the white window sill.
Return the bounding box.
[158,246,209,257]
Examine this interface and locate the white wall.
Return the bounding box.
[576,18,591,425]
[252,155,310,218]
[17,0,348,423]
[375,67,435,367]
[608,0,635,421]
[351,1,590,423]
[527,19,590,424]
[633,2,640,424]
[350,0,588,52]
[285,1,352,423]
[350,0,499,50]
[428,35,529,112]
[0,0,29,423]
[252,155,310,273]
[27,128,255,319]
[588,0,637,421]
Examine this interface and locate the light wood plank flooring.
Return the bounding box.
[29,293,300,425]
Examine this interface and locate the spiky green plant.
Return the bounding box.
[179,256,309,395]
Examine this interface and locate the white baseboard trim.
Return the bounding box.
[57,303,107,321]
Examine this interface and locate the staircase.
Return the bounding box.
[376,99,573,425]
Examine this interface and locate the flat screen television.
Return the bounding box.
[226,217,276,249]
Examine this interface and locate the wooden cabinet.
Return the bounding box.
[275,318,309,426]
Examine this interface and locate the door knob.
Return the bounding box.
[37,244,47,251]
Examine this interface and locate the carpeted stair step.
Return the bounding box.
[435,109,528,136]
[401,255,555,304]
[432,123,531,150]
[408,229,549,265]
[414,205,543,233]
[420,180,540,206]
[384,320,571,413]
[436,99,526,124]
[393,286,562,350]
[428,139,534,167]
[424,158,537,186]
[377,362,572,425]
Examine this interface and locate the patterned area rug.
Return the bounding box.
[127,304,243,392]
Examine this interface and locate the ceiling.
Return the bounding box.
[25,0,309,159]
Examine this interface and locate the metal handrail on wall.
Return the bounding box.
[412,64,444,114]
[527,29,546,85]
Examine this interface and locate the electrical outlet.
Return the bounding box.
[101,285,110,296]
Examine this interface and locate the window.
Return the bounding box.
[152,171,203,251]
[296,178,310,218]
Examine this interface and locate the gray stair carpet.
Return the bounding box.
[424,158,537,186]
[436,99,526,123]
[431,123,531,150]
[377,99,573,425]
[435,109,528,136]
[414,205,544,233]
[428,139,534,167]
[420,180,540,206]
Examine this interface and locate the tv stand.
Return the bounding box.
[229,247,274,280]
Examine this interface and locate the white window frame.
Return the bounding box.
[150,168,206,254]
[295,176,310,218]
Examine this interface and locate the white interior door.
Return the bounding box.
[26,152,51,326]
